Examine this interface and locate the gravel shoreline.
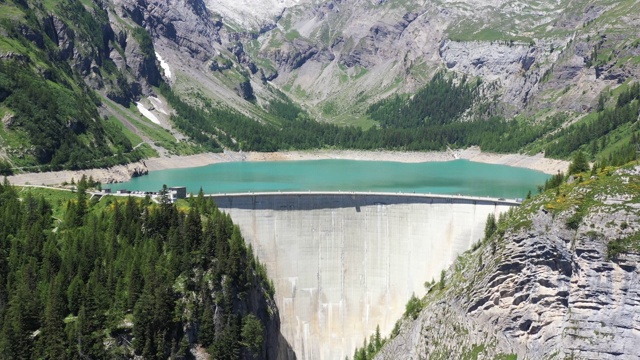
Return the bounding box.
[7,147,569,186]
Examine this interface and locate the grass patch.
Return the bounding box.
[321,101,338,116]
[0,4,25,22]
[448,23,534,43]
[329,113,378,129]
[133,143,158,158]
[285,29,301,41]
[495,355,518,360]
[102,97,199,156]
[460,344,486,360]
[17,186,76,220]
[104,115,144,145]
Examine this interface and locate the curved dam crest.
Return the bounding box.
[210,192,517,360]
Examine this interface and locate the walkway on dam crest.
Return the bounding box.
[206,191,522,206]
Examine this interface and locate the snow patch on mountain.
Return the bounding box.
[155,52,172,80]
[136,102,161,125]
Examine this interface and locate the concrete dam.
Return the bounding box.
[210,192,518,360]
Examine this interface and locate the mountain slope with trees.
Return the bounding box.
[0,178,292,359]
[2,0,640,175]
[0,0,163,171]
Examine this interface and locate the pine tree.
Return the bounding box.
[484,213,497,242]
[184,206,202,255]
[568,151,590,175]
[241,314,264,358]
[133,292,154,355]
[67,275,84,315]
[41,273,68,359]
[199,296,215,347]
[127,257,143,310]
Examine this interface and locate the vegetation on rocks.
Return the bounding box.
[545,83,640,159]
[0,60,145,170]
[370,155,640,359]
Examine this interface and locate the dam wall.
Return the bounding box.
[210,192,517,360]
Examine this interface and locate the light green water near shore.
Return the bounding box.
[108,159,550,199]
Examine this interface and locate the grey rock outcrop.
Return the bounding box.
[340,11,418,68]
[376,168,640,359]
[46,15,75,60]
[262,38,327,71]
[114,0,221,59]
[200,0,640,121]
[437,40,562,108]
[235,80,256,101]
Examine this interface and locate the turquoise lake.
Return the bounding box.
[108,159,550,199]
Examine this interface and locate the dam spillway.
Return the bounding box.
[210,192,517,360]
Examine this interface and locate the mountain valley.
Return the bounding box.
[1,0,640,359]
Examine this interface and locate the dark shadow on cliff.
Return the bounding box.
[275,331,297,360]
[210,193,508,212]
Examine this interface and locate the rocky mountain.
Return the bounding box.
[100,0,640,158]
[370,164,640,359]
[1,0,639,171]
[203,0,640,122]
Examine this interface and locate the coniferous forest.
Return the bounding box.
[159,74,552,154]
[0,177,283,359]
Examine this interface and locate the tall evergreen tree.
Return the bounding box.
[40,273,68,359]
[568,151,590,175]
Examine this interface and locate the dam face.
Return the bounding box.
[211,192,516,360]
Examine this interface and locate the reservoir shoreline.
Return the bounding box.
[8,146,569,186]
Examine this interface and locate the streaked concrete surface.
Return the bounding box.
[211,192,516,360]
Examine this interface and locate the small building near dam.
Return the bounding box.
[169,186,187,201]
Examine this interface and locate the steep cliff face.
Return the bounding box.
[374,166,640,359]
[43,0,163,103]
[113,0,221,60]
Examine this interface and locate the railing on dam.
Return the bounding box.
[206,191,522,207]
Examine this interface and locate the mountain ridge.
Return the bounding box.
[2,0,640,173]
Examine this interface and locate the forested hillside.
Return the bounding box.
[0,178,287,359]
[160,74,562,153]
[544,83,640,160]
[0,0,162,171]
[2,0,640,177]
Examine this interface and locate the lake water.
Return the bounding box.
[107,159,550,199]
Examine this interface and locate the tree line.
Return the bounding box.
[546,83,640,158]
[367,72,478,128]
[160,76,558,154]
